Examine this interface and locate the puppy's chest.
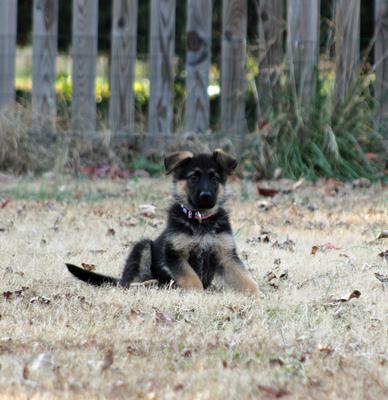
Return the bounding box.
[171,231,235,254]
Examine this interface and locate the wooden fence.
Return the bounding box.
[0,0,387,138]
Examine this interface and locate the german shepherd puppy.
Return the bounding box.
[66,149,258,295]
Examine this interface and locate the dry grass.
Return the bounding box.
[0,176,387,399]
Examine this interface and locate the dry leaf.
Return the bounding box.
[377,230,388,239]
[352,178,371,188]
[311,243,340,255]
[81,263,96,271]
[257,384,290,398]
[279,270,288,280]
[272,239,295,252]
[265,271,277,282]
[129,217,138,226]
[311,245,319,255]
[139,204,156,218]
[30,296,51,305]
[130,279,158,288]
[292,178,305,191]
[3,286,29,301]
[257,186,279,197]
[317,343,334,355]
[339,290,361,302]
[321,242,340,250]
[377,250,388,260]
[269,358,285,367]
[255,200,275,211]
[101,348,114,372]
[374,273,388,283]
[155,310,175,325]
[0,197,11,209]
[181,348,192,358]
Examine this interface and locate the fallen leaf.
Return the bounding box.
[30,296,51,305]
[255,200,276,211]
[181,348,192,358]
[133,169,150,178]
[130,279,158,288]
[272,239,295,252]
[101,348,114,372]
[81,263,96,271]
[129,217,138,226]
[376,230,388,239]
[292,178,305,191]
[321,242,340,250]
[279,269,288,280]
[377,250,388,260]
[257,186,279,197]
[139,204,156,218]
[269,358,285,367]
[0,197,11,209]
[339,290,361,302]
[352,178,371,188]
[246,234,270,244]
[317,343,334,356]
[257,384,290,398]
[374,273,388,283]
[3,286,29,301]
[311,242,340,255]
[265,271,277,282]
[23,364,30,380]
[155,310,176,325]
[311,245,319,255]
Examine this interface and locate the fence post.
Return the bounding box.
[148,0,176,142]
[257,0,285,122]
[109,0,138,133]
[0,0,17,109]
[71,0,98,132]
[32,0,58,131]
[287,0,320,108]
[334,0,360,109]
[221,0,247,134]
[375,0,388,126]
[185,0,212,133]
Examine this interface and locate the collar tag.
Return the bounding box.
[180,204,212,222]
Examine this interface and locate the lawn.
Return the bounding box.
[0,175,387,399]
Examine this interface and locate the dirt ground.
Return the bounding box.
[0,175,387,399]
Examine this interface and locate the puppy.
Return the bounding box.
[66,149,258,294]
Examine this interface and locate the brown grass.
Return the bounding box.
[0,177,387,399]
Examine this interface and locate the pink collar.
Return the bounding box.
[180,204,215,222]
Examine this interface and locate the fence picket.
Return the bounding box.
[110,0,138,133]
[148,0,176,140]
[287,0,320,108]
[185,0,212,133]
[334,0,360,109]
[0,0,17,109]
[32,0,58,131]
[71,0,98,132]
[221,0,247,134]
[257,0,285,121]
[375,0,388,125]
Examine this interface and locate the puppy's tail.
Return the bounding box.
[65,263,119,287]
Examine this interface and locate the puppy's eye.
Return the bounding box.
[189,174,199,183]
[210,174,219,183]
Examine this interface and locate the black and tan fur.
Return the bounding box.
[66,149,258,295]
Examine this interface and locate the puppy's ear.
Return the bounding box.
[164,151,194,175]
[213,149,237,174]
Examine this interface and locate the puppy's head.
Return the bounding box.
[164,149,237,210]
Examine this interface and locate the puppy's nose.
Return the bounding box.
[199,191,212,201]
